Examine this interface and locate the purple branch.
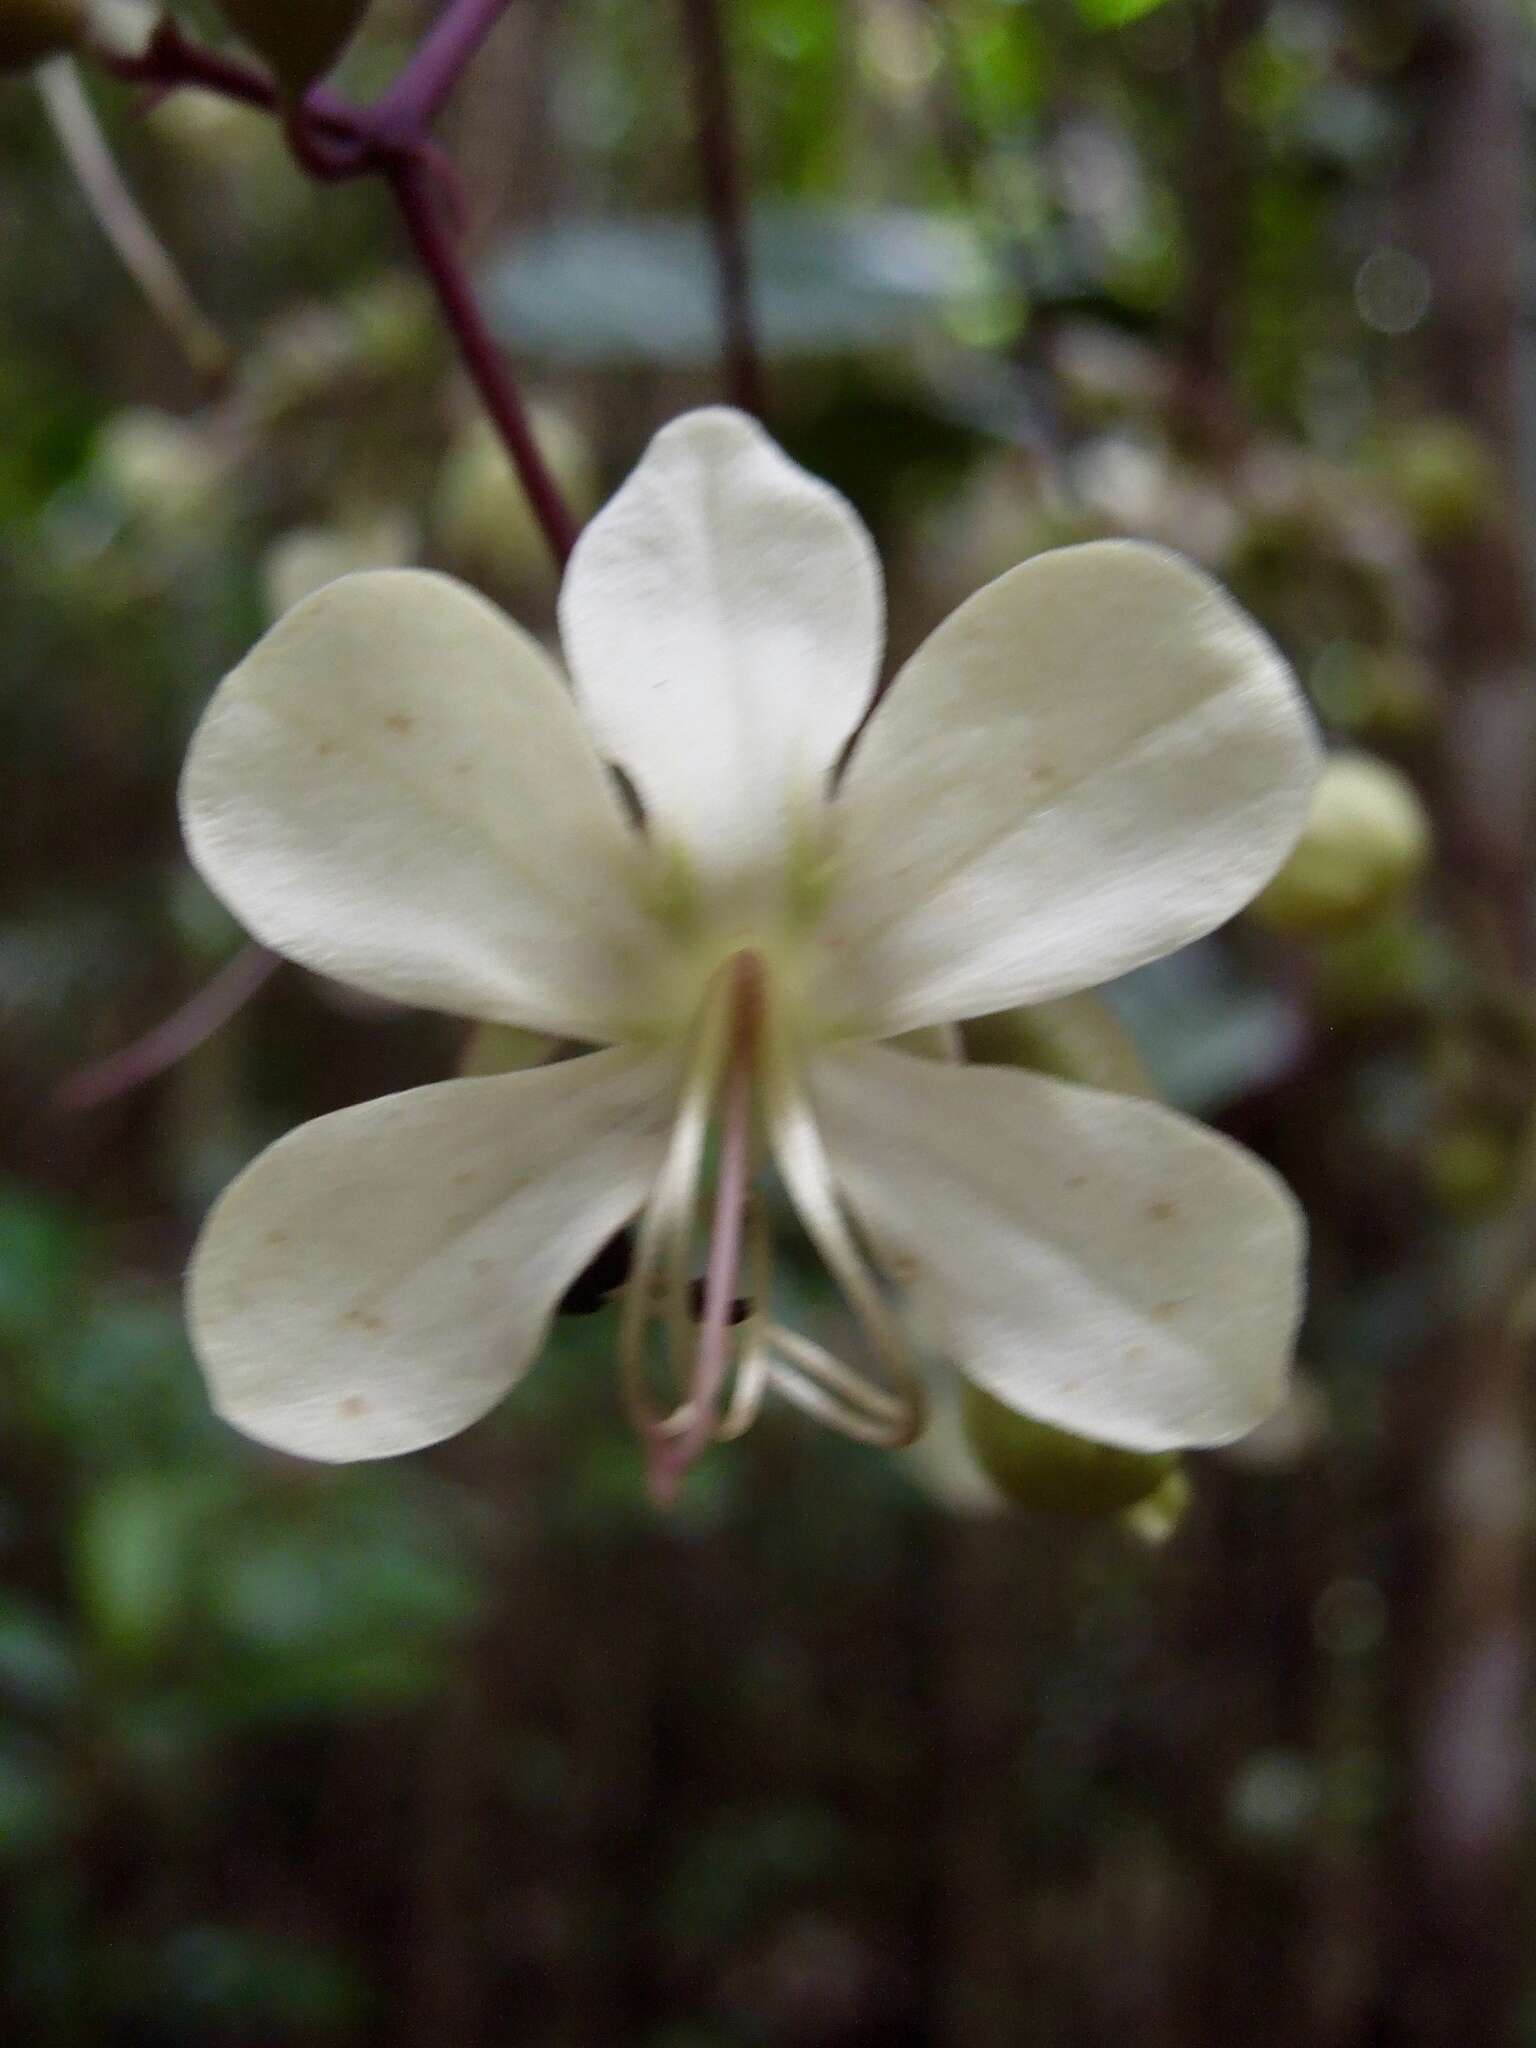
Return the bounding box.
[389,155,577,569]
[100,11,574,572]
[74,0,579,1097]
[369,0,516,142]
[55,945,280,1112]
[678,0,764,417]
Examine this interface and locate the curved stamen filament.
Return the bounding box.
[762,1325,910,1429]
[619,955,930,1494]
[762,1059,928,1448]
[715,1197,774,1441]
[755,1331,918,1446]
[617,978,730,1439]
[620,952,765,1503]
[647,970,760,1500]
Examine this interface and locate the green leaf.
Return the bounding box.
[75,1472,234,1660]
[481,207,996,367]
[1074,0,1173,27]
[0,1595,80,1714]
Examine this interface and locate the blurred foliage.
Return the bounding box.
[0,0,1534,2039]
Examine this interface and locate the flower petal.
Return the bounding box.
[811,1044,1305,1451]
[559,409,882,885]
[182,570,660,1040]
[187,1047,676,1461]
[818,542,1320,1035]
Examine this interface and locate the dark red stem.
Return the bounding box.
[67,0,575,1107]
[388,156,576,569]
[369,0,517,141]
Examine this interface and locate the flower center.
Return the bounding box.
[619,947,926,1506]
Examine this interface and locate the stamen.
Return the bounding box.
[762,1061,928,1448]
[617,953,929,1495]
[647,958,760,1502]
[761,1325,910,1430]
[617,981,728,1439]
[758,1336,918,1445]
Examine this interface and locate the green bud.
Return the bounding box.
[458,1022,558,1078]
[260,513,415,620]
[1251,752,1430,937]
[959,1382,1179,1518]
[214,0,370,94]
[1425,1121,1518,1218]
[432,408,597,587]
[1313,909,1428,1024]
[1372,417,1503,542]
[0,0,83,70]
[961,991,1156,1098]
[92,407,227,533]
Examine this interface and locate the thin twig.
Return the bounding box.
[388,153,577,569]
[55,945,279,1112]
[68,0,576,1101]
[368,0,517,140]
[37,56,230,385]
[677,0,764,416]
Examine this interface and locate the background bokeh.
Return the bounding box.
[2,0,1533,2040]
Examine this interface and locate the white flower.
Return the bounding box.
[181,407,1320,1499]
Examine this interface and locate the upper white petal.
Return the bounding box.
[811,1043,1305,1452]
[816,542,1321,1035]
[559,408,882,891]
[187,1047,676,1462]
[182,569,662,1041]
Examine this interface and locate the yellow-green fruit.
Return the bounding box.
[1251,752,1430,937]
[0,0,81,66]
[215,0,370,93]
[959,1382,1179,1517]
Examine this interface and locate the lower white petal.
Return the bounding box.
[810,1044,1305,1452]
[187,1047,676,1461]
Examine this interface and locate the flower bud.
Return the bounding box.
[961,991,1155,1098]
[1425,1121,1519,1218]
[260,513,415,620]
[431,407,597,587]
[959,1382,1179,1518]
[1373,417,1502,542]
[0,0,82,69]
[458,1022,557,1078]
[91,408,227,534]
[215,0,371,93]
[1251,752,1430,937]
